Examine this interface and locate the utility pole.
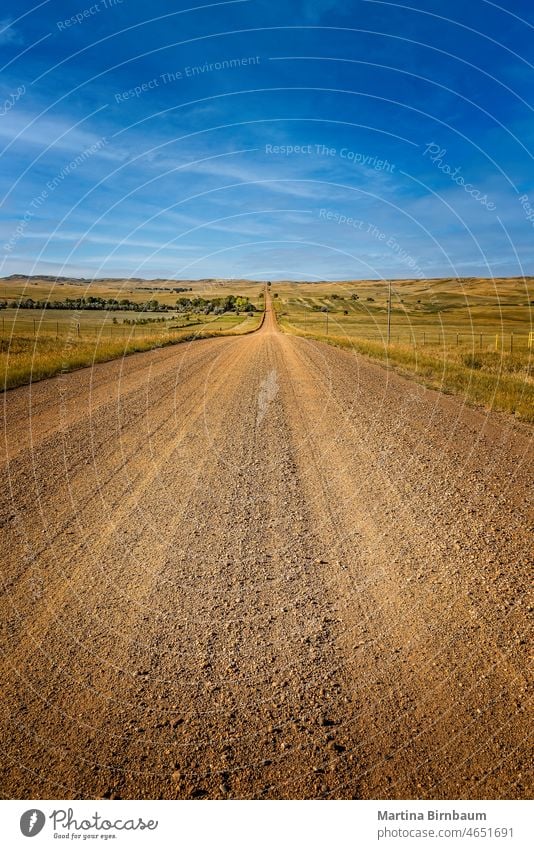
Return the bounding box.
[387,280,392,345]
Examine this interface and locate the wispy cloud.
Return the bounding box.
[0,18,23,46]
[0,108,125,161]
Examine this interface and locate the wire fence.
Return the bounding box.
[0,310,257,343]
[289,318,533,353]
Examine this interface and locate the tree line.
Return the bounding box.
[0,294,257,314]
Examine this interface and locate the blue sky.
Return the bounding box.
[0,0,532,280]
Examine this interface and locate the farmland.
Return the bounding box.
[272,277,534,421]
[0,276,264,389]
[271,276,533,342]
[0,274,263,306]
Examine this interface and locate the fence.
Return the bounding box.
[0,311,184,340]
[291,316,533,353]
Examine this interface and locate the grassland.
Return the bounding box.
[0,275,263,390]
[0,275,263,307]
[272,277,534,422]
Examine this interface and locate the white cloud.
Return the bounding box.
[0,108,125,162]
[0,19,23,46]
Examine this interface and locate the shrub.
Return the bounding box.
[462,354,483,370]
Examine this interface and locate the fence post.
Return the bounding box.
[510,332,513,354]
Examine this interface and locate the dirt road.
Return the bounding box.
[0,296,532,799]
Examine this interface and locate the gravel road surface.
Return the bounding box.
[1,297,532,799]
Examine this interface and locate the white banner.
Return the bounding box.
[1,799,532,849]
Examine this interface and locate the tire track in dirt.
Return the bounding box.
[273,332,532,798]
[0,341,233,613]
[0,337,260,796]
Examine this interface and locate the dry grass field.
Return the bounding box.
[0,276,263,390]
[0,274,263,307]
[273,277,533,421]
